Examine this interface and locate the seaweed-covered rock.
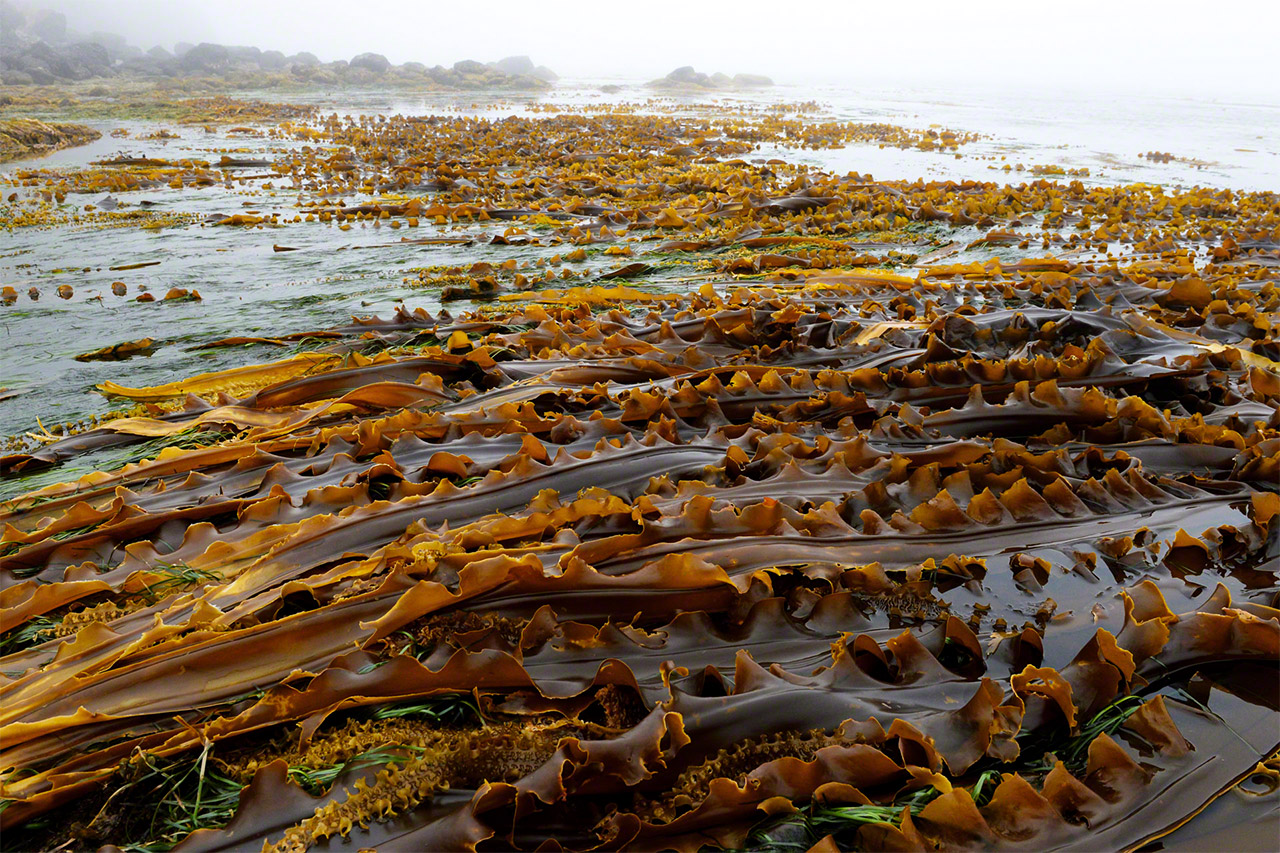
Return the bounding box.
[0,119,100,161]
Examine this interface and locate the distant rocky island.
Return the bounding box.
[648,66,774,90]
[0,2,556,89]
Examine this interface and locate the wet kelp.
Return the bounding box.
[1,103,1278,853]
[0,119,100,163]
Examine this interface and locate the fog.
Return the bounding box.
[29,0,1280,99]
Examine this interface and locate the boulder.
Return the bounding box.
[0,1,24,34]
[666,65,701,84]
[288,51,320,66]
[453,59,486,75]
[226,45,263,65]
[259,49,286,69]
[401,60,426,73]
[180,42,230,72]
[173,41,194,57]
[350,52,390,73]
[532,64,558,82]
[491,55,534,76]
[147,45,173,60]
[86,30,131,61]
[61,41,112,77]
[732,72,773,87]
[29,10,67,43]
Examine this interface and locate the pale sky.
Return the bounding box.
[37,0,1280,100]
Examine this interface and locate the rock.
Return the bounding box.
[288,51,319,66]
[401,60,426,73]
[3,70,33,85]
[492,55,535,76]
[15,40,60,72]
[667,65,702,84]
[453,59,486,75]
[226,45,263,65]
[86,30,131,60]
[0,1,25,34]
[532,64,558,82]
[147,45,173,60]
[173,41,194,57]
[60,41,112,78]
[350,52,390,73]
[259,49,286,70]
[649,66,775,90]
[29,10,67,43]
[180,42,230,72]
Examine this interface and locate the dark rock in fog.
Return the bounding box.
[60,41,112,79]
[0,5,557,91]
[666,65,703,85]
[0,1,24,34]
[180,42,231,72]
[648,65,774,90]
[86,30,132,60]
[29,9,66,43]
[259,49,286,70]
[227,45,263,65]
[492,55,535,76]
[350,52,391,74]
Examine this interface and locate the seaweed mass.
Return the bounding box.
[1,88,1278,853]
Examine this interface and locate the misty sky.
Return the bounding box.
[39,0,1280,100]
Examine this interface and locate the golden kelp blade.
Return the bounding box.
[96,353,342,401]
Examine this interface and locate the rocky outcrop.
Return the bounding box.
[491,55,535,76]
[350,52,391,74]
[179,42,230,72]
[0,4,557,90]
[647,65,774,90]
[0,119,100,162]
